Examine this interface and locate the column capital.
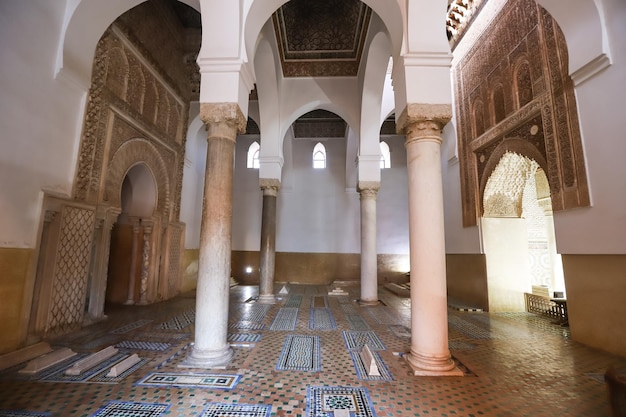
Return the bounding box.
[260,178,281,196]
[357,181,380,199]
[141,219,155,235]
[396,103,452,146]
[128,216,142,231]
[200,103,247,141]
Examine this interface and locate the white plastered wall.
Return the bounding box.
[549,0,626,254]
[0,2,88,247]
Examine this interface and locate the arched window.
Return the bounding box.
[473,100,485,137]
[492,84,506,124]
[247,141,260,169]
[313,142,326,169]
[515,61,533,109]
[380,141,391,169]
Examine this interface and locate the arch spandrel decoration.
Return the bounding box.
[105,138,171,218]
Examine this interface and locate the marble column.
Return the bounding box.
[397,104,463,376]
[138,220,153,305]
[258,179,280,304]
[87,207,120,320]
[181,103,246,369]
[358,183,380,305]
[125,217,141,305]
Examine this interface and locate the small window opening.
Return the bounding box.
[380,141,391,169]
[247,141,260,169]
[313,142,326,169]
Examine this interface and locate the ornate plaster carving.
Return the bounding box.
[357,182,380,197]
[260,178,281,196]
[396,103,452,140]
[453,0,589,226]
[199,103,247,139]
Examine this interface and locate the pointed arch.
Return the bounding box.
[56,0,200,88]
[513,58,533,109]
[313,142,327,169]
[105,138,170,217]
[380,141,391,169]
[247,141,260,169]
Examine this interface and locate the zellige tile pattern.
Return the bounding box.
[0,284,624,417]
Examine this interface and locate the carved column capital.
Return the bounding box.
[260,178,281,197]
[357,182,380,200]
[397,103,452,146]
[129,216,142,232]
[199,103,247,142]
[141,219,155,235]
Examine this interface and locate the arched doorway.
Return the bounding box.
[481,151,565,312]
[106,164,157,306]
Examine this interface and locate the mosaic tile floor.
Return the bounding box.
[1,284,625,417]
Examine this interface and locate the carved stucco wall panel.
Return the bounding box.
[74,25,186,215]
[454,0,589,226]
[63,1,190,321]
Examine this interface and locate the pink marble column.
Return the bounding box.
[181,103,246,369]
[398,104,463,376]
[358,183,380,305]
[258,179,279,304]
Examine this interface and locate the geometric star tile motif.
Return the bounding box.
[307,386,377,417]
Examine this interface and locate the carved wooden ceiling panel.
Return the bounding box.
[272,0,372,77]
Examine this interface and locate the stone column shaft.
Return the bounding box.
[359,184,379,305]
[125,218,141,305]
[258,180,279,304]
[87,208,119,320]
[398,104,462,376]
[138,221,153,305]
[182,103,245,369]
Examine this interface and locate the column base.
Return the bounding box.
[404,351,464,377]
[358,299,381,306]
[257,294,276,304]
[179,345,234,369]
